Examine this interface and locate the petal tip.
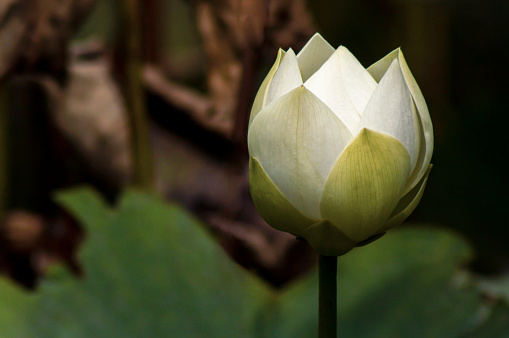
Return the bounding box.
[307,32,328,44]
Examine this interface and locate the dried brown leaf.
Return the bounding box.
[0,0,27,78]
[58,45,133,186]
[1,211,44,252]
[152,124,242,214]
[155,0,316,138]
[1,0,96,78]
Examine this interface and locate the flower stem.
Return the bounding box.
[319,254,337,338]
[120,0,154,189]
[0,84,8,219]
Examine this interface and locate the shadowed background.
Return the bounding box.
[1,0,508,290]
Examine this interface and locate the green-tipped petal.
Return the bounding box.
[249,157,315,235]
[360,59,421,171]
[264,48,303,108]
[367,48,433,191]
[249,48,286,127]
[296,33,335,82]
[383,164,433,231]
[248,86,353,220]
[302,221,357,256]
[304,47,376,132]
[320,129,411,242]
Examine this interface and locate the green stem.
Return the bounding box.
[0,84,9,219]
[120,0,154,189]
[319,254,337,338]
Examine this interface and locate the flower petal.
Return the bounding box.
[249,48,286,127]
[402,112,427,195]
[360,59,421,171]
[336,46,377,113]
[264,48,303,108]
[296,33,335,82]
[366,49,399,82]
[320,129,411,242]
[304,46,376,132]
[367,48,433,192]
[302,221,357,256]
[248,86,353,220]
[249,157,315,235]
[382,164,432,231]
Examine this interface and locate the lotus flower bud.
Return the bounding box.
[248,33,433,256]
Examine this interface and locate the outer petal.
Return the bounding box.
[382,164,432,231]
[367,48,433,192]
[360,59,421,171]
[264,48,303,108]
[249,48,286,127]
[304,46,377,133]
[320,129,411,242]
[296,33,335,82]
[248,86,353,220]
[249,157,315,235]
[302,221,357,256]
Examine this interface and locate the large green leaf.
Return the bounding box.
[261,227,483,338]
[1,188,270,337]
[463,304,509,338]
[468,275,509,337]
[0,188,506,337]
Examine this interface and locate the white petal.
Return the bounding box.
[368,48,433,192]
[249,49,286,127]
[248,86,353,220]
[366,49,399,82]
[265,48,303,107]
[336,47,377,113]
[360,59,420,171]
[296,33,335,82]
[304,47,377,133]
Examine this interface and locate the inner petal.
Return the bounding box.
[337,47,378,114]
[304,47,376,133]
[265,48,303,107]
[296,33,335,82]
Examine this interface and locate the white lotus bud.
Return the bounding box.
[248,33,433,256]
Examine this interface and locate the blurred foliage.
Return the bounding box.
[73,0,204,73]
[465,305,509,338]
[73,0,117,42]
[0,188,507,336]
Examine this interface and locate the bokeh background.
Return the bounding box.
[1,0,509,335]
